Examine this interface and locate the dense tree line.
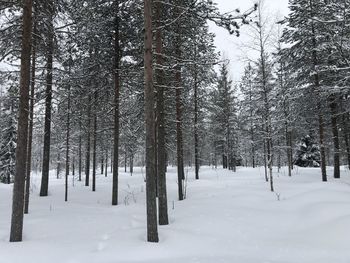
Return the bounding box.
[1,0,349,244]
[0,0,256,242]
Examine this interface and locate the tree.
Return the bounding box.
[9,0,32,242]
[143,0,158,243]
[293,135,321,167]
[40,0,55,196]
[281,0,329,181]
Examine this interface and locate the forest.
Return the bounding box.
[0,0,350,262]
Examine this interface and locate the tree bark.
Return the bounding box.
[112,0,120,205]
[40,1,54,197]
[144,0,159,242]
[24,12,36,214]
[65,58,71,202]
[175,9,184,200]
[329,95,340,178]
[10,0,32,242]
[92,90,97,192]
[85,94,92,186]
[155,0,169,225]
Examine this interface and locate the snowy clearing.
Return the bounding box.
[1,166,350,263]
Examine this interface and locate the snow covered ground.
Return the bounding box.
[1,166,350,263]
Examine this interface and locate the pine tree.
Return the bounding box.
[293,135,321,167]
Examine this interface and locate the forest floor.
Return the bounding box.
[1,165,350,263]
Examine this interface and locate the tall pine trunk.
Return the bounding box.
[175,6,184,200]
[329,95,340,178]
[112,0,120,205]
[65,57,71,202]
[40,1,54,197]
[10,0,32,242]
[24,12,36,214]
[92,90,97,192]
[85,94,92,186]
[155,0,169,225]
[144,0,159,242]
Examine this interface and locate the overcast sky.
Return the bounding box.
[210,0,289,81]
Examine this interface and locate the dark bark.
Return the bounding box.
[175,17,184,200]
[10,0,32,242]
[24,12,36,214]
[144,0,159,242]
[130,154,133,175]
[92,90,97,192]
[65,68,71,202]
[329,95,340,178]
[85,94,92,186]
[112,0,120,205]
[155,0,169,225]
[39,1,54,197]
[194,64,199,179]
[78,119,82,181]
[105,150,108,177]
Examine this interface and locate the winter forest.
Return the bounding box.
[1,0,350,262]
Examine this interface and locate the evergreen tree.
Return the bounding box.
[293,135,321,167]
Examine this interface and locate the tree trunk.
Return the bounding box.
[194,65,200,179]
[92,90,97,192]
[105,150,108,177]
[144,0,159,242]
[40,1,54,197]
[155,0,169,225]
[78,119,82,181]
[342,111,350,169]
[65,58,71,202]
[329,95,340,178]
[175,17,184,200]
[24,12,36,214]
[112,0,120,205]
[130,154,133,175]
[85,94,92,186]
[10,0,32,242]
[124,149,127,172]
[309,0,327,181]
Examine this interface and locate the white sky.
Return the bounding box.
[210,0,289,81]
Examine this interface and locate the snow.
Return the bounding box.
[1,166,350,263]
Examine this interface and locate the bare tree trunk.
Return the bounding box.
[92,90,97,192]
[124,149,127,172]
[155,0,169,225]
[65,58,71,202]
[330,95,340,178]
[112,0,120,205]
[101,155,104,175]
[78,120,82,181]
[24,12,36,214]
[130,154,133,175]
[144,0,159,242]
[175,8,184,200]
[40,1,54,197]
[85,94,91,186]
[194,75,200,179]
[10,0,32,242]
[57,150,61,179]
[263,127,268,182]
[105,150,108,177]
